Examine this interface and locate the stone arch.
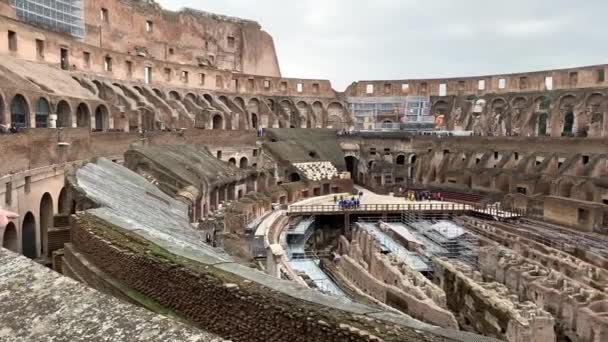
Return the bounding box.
[396,154,406,165]
[537,113,549,136]
[327,102,345,129]
[228,157,236,166]
[58,187,71,214]
[345,156,359,182]
[133,86,144,95]
[39,192,53,256]
[35,97,50,128]
[234,97,245,110]
[297,101,314,128]
[10,94,29,128]
[153,88,164,99]
[289,173,301,182]
[21,212,36,259]
[239,157,248,169]
[185,93,197,102]
[203,94,214,104]
[76,103,91,128]
[218,96,230,108]
[56,100,72,128]
[94,104,110,131]
[563,111,574,136]
[212,114,223,130]
[2,222,18,252]
[169,90,181,101]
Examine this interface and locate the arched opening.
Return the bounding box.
[39,193,53,256]
[559,180,574,198]
[35,98,50,128]
[396,155,406,165]
[239,157,248,169]
[203,94,213,104]
[169,91,181,101]
[563,112,574,136]
[228,158,236,166]
[151,88,163,98]
[76,103,91,128]
[2,222,18,252]
[21,212,37,259]
[94,105,109,131]
[251,113,258,129]
[345,156,359,182]
[212,114,223,130]
[432,100,449,129]
[56,100,72,128]
[537,113,548,136]
[290,173,301,182]
[234,97,245,110]
[10,94,29,128]
[327,103,345,129]
[185,93,196,103]
[58,187,71,214]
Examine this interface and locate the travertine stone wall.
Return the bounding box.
[65,214,462,342]
[433,257,556,342]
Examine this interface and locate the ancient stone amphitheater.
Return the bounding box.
[0,1,607,341]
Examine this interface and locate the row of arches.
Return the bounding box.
[2,188,70,259]
[2,93,109,130]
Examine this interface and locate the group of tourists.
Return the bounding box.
[403,189,444,202]
[334,192,364,210]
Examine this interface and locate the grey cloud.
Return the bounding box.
[158,0,608,91]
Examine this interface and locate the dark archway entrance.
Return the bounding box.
[11,94,29,128]
[76,103,90,128]
[2,222,18,252]
[538,113,548,136]
[290,173,301,182]
[95,105,109,131]
[239,157,248,169]
[212,114,223,130]
[251,113,258,129]
[39,193,53,257]
[345,156,359,182]
[563,112,574,136]
[21,212,37,259]
[396,155,406,165]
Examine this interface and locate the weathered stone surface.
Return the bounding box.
[0,247,223,342]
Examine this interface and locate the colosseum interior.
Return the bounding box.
[0,1,607,341]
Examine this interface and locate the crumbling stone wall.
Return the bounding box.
[66,214,459,342]
[433,258,556,342]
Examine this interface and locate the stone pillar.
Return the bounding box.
[49,114,57,128]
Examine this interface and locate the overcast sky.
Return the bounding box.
[158,0,608,91]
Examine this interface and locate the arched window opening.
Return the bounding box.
[35,98,50,128]
[56,101,72,128]
[239,157,248,169]
[76,103,90,128]
[10,94,28,128]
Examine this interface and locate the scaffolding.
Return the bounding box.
[399,211,480,269]
[11,0,85,39]
[347,96,433,131]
